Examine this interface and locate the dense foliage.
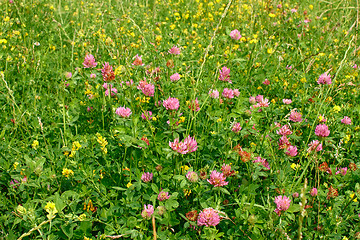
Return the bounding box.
[1,0,360,239]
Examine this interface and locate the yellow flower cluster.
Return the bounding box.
[62,168,74,178]
[44,201,58,219]
[32,140,39,149]
[69,141,82,157]
[96,133,108,154]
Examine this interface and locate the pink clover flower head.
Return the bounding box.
[105,87,118,97]
[141,83,155,97]
[276,125,293,136]
[286,65,292,70]
[233,89,240,97]
[249,96,256,104]
[291,8,297,13]
[207,170,228,187]
[341,116,351,125]
[65,72,72,79]
[141,204,154,220]
[222,88,234,99]
[168,46,181,55]
[335,167,347,176]
[163,97,180,110]
[274,195,291,216]
[141,172,153,183]
[353,64,358,69]
[232,122,242,133]
[10,179,20,188]
[101,62,115,82]
[292,192,299,198]
[315,124,330,137]
[90,73,96,78]
[230,29,241,40]
[170,73,181,81]
[115,106,132,118]
[286,145,298,157]
[307,140,323,152]
[157,191,170,201]
[169,136,198,154]
[219,66,231,83]
[221,163,236,177]
[209,89,219,99]
[317,72,332,85]
[310,188,318,197]
[255,95,264,103]
[282,99,292,104]
[263,79,270,85]
[253,157,270,170]
[197,208,220,227]
[186,171,199,182]
[132,54,145,66]
[278,135,290,149]
[289,110,303,122]
[141,111,153,120]
[83,54,97,68]
[189,98,200,112]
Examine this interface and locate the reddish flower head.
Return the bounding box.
[230,29,241,40]
[207,170,228,187]
[341,116,351,125]
[141,204,154,219]
[169,136,198,154]
[170,73,181,81]
[219,66,231,83]
[83,54,97,68]
[141,172,153,183]
[115,106,132,118]
[317,72,332,85]
[315,124,330,137]
[168,46,181,55]
[197,208,220,227]
[101,62,115,81]
[163,97,180,110]
[274,195,291,216]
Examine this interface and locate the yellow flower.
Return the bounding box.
[180,165,190,173]
[291,163,300,170]
[127,182,133,188]
[183,189,191,196]
[267,48,274,54]
[44,201,58,218]
[32,140,39,149]
[217,118,222,122]
[350,193,358,202]
[333,105,341,113]
[269,13,276,18]
[13,162,19,170]
[210,131,216,135]
[4,16,10,22]
[300,77,307,83]
[62,168,74,178]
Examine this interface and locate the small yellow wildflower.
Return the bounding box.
[217,118,222,122]
[126,182,133,188]
[291,163,300,170]
[32,140,39,149]
[13,162,19,170]
[183,189,191,196]
[333,105,341,113]
[267,48,274,54]
[44,201,58,219]
[62,168,74,178]
[180,165,190,173]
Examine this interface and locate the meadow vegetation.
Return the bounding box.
[0,0,360,239]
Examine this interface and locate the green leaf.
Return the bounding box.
[151,183,159,193]
[61,223,76,239]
